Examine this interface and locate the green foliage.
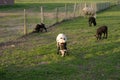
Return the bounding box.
[0,4,120,80]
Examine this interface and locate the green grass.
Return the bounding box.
[0,4,120,80]
[0,3,68,11]
[15,0,119,3]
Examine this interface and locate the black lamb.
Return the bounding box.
[88,16,97,26]
[95,25,108,40]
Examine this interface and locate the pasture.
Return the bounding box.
[0,2,120,80]
[15,0,119,3]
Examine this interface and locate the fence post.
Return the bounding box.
[95,3,98,12]
[78,3,82,16]
[73,3,77,18]
[24,9,27,35]
[41,6,44,23]
[55,8,59,23]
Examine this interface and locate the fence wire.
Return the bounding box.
[0,2,115,43]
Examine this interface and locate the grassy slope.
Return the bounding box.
[0,5,120,80]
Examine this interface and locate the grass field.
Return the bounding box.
[15,0,119,3]
[0,3,69,11]
[0,3,120,80]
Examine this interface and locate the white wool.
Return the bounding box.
[82,6,96,17]
[11,44,15,47]
[83,7,94,14]
[82,7,89,14]
[82,7,89,12]
[58,38,66,43]
[56,33,67,42]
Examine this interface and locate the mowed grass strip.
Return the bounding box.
[0,5,120,80]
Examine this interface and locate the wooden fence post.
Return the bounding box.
[24,9,27,35]
[78,3,82,16]
[41,6,44,23]
[95,3,98,12]
[73,3,77,18]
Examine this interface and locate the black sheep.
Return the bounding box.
[95,26,108,40]
[34,23,47,33]
[88,16,96,26]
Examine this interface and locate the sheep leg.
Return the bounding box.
[103,32,105,39]
[64,43,67,50]
[61,52,64,57]
[44,27,47,32]
[93,21,96,26]
[36,29,39,32]
[57,42,60,54]
[98,34,101,40]
[35,27,40,32]
[57,47,60,54]
[89,22,92,26]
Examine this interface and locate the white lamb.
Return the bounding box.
[56,33,68,57]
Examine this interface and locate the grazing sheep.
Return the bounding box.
[82,3,96,17]
[95,26,108,40]
[33,23,47,33]
[88,16,97,26]
[56,33,68,57]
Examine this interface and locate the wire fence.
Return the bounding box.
[29,2,111,30]
[0,1,118,43]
